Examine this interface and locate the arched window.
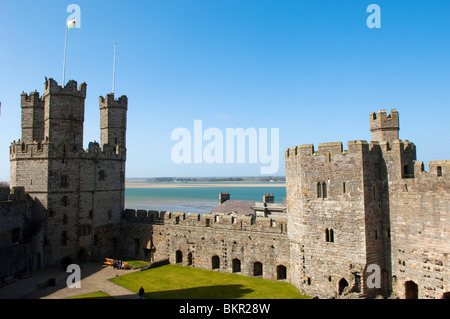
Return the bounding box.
[330,228,334,243]
[322,182,327,199]
[212,255,220,270]
[317,182,322,198]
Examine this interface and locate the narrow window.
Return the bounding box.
[325,228,330,242]
[437,166,442,177]
[62,231,68,246]
[317,182,322,198]
[62,196,69,206]
[372,185,377,201]
[375,229,378,239]
[342,182,346,194]
[175,216,180,225]
[108,210,112,220]
[99,170,106,181]
[330,228,334,243]
[61,175,68,188]
[322,182,327,199]
[12,228,21,244]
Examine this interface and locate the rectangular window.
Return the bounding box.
[342,182,346,194]
[437,166,442,177]
[62,231,68,246]
[61,175,68,188]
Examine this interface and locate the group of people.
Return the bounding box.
[112,260,126,270]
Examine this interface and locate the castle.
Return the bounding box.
[0,79,448,299]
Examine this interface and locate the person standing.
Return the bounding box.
[139,287,145,299]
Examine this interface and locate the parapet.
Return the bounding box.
[99,93,128,109]
[122,209,287,234]
[21,91,43,107]
[43,78,87,99]
[286,140,369,158]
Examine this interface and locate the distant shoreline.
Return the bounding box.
[125,182,286,189]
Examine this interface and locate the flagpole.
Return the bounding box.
[62,23,68,87]
[112,43,116,94]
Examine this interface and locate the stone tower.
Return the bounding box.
[369,109,399,143]
[10,78,128,268]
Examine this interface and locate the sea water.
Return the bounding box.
[125,183,286,214]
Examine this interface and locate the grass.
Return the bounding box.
[110,264,310,299]
[67,291,114,299]
[124,260,149,269]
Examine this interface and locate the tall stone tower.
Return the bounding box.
[10,78,128,268]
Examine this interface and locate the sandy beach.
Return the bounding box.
[125,182,286,189]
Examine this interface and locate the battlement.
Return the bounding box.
[9,140,124,160]
[286,140,370,158]
[85,142,124,159]
[99,94,128,109]
[20,91,43,106]
[403,160,450,180]
[43,78,87,98]
[122,209,287,234]
[0,187,28,202]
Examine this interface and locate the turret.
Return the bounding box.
[20,91,44,143]
[99,93,128,149]
[43,78,87,148]
[369,109,399,143]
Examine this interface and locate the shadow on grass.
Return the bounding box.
[145,284,254,299]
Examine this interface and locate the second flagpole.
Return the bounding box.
[112,43,116,94]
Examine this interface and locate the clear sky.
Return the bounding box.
[0,0,449,180]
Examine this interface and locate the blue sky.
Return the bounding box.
[0,0,449,180]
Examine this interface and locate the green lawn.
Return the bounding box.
[110,264,309,299]
[67,291,114,299]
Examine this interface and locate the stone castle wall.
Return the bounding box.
[105,210,291,282]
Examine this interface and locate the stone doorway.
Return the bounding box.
[253,262,263,277]
[277,265,287,280]
[232,258,241,273]
[338,278,349,295]
[405,281,418,299]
